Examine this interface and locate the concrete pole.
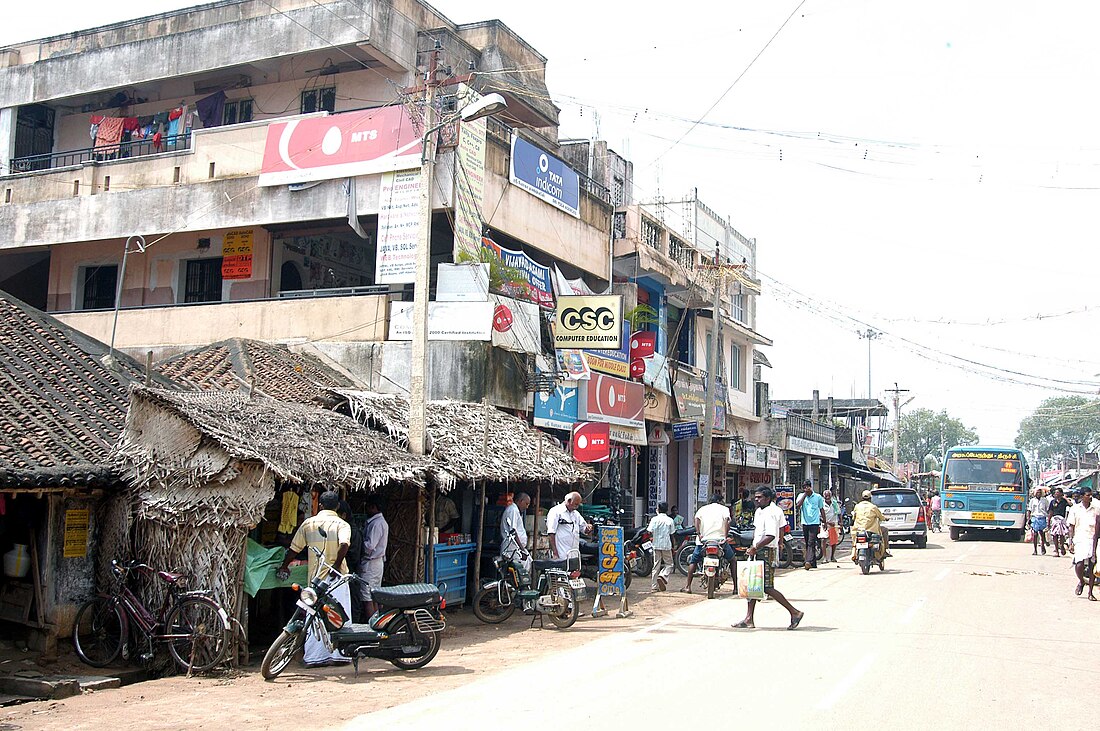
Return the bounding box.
[408,49,439,457]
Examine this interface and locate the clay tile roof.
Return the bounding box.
[157,338,360,404]
[0,292,176,487]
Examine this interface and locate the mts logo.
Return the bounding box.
[351,129,379,143]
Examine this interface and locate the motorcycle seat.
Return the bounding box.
[531,558,570,571]
[372,583,441,608]
[333,623,382,643]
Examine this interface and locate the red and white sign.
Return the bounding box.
[258,106,422,187]
[629,331,656,360]
[582,374,645,428]
[572,422,610,463]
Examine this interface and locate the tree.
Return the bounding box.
[884,408,979,465]
[1015,396,1100,469]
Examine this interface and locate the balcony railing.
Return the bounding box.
[786,413,836,445]
[9,134,192,173]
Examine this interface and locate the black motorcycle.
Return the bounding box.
[624,524,653,577]
[261,541,445,680]
[855,530,885,575]
[472,530,582,629]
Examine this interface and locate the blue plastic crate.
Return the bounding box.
[426,542,476,606]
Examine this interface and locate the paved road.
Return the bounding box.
[342,533,1096,730]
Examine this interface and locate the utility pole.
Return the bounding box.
[859,329,879,399]
[1070,441,1084,475]
[698,247,746,501]
[885,383,911,476]
[408,44,440,457]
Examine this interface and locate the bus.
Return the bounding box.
[941,446,1030,541]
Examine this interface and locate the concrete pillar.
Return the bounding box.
[0,107,18,175]
[657,294,668,355]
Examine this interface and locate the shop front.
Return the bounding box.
[725,441,782,521]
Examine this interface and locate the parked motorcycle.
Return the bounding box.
[472,530,582,629]
[698,539,732,599]
[625,524,653,577]
[261,539,445,680]
[854,530,885,575]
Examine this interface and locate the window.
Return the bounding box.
[612,176,625,206]
[730,343,742,390]
[81,265,117,310]
[222,99,254,126]
[612,211,626,240]
[184,258,223,303]
[730,292,745,324]
[641,217,661,250]
[300,86,336,115]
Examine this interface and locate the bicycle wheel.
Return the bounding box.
[73,597,124,667]
[166,596,228,673]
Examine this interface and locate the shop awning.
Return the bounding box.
[836,462,902,487]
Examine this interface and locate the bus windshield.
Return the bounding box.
[944,457,1022,487]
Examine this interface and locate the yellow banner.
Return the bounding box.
[64,509,89,559]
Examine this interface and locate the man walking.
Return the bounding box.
[1067,488,1100,600]
[820,489,841,563]
[795,479,826,569]
[1027,488,1050,556]
[276,490,353,667]
[647,502,676,591]
[732,486,804,630]
[546,491,592,561]
[358,497,389,618]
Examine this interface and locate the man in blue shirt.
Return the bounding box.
[795,480,826,569]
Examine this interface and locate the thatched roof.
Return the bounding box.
[0,291,177,488]
[157,338,360,404]
[323,390,591,486]
[117,386,433,492]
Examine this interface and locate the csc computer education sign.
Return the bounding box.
[553,295,623,349]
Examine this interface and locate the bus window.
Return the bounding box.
[945,458,1022,486]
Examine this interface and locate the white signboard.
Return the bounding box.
[454,89,487,260]
[608,424,646,446]
[489,294,541,354]
[437,263,489,302]
[787,435,840,459]
[388,301,493,341]
[376,169,421,284]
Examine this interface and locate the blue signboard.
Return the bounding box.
[672,421,701,441]
[509,134,581,218]
[596,525,625,596]
[533,383,579,430]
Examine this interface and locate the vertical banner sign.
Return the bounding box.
[376,169,421,283]
[63,509,90,558]
[454,88,487,261]
[775,484,796,530]
[597,525,625,596]
[221,229,254,280]
[647,444,667,514]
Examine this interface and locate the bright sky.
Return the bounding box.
[7,1,1100,449]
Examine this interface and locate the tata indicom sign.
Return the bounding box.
[509,134,581,218]
[554,295,623,349]
[258,106,422,187]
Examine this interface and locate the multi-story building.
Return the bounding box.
[0,0,613,414]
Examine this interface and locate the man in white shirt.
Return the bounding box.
[546,491,592,561]
[358,497,389,618]
[733,486,804,630]
[681,494,734,594]
[1026,488,1051,556]
[646,502,676,591]
[500,492,532,574]
[1067,487,1100,600]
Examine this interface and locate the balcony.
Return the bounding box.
[10,134,191,173]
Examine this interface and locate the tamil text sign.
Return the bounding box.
[596,525,625,596]
[221,229,254,280]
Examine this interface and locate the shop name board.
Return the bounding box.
[554,295,623,349]
[786,435,839,459]
[483,237,555,309]
[728,441,771,469]
[509,134,581,218]
[673,421,700,441]
[259,105,422,186]
[581,374,644,428]
[533,383,578,431]
[596,525,626,596]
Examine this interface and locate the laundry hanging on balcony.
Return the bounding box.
[92,116,126,154]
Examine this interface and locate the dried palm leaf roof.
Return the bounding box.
[119,386,433,491]
[157,338,359,404]
[0,292,177,487]
[323,390,591,485]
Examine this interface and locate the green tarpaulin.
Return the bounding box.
[244,538,308,597]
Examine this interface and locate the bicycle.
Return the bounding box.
[73,560,230,674]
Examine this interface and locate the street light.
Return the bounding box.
[408,90,507,456]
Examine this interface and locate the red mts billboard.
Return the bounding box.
[258,105,422,187]
[583,374,645,428]
[572,422,611,463]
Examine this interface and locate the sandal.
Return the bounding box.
[731,620,753,629]
[1090,595,1098,602]
[1075,583,1084,596]
[787,612,804,630]
[680,587,692,594]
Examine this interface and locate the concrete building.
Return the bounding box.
[0,0,613,413]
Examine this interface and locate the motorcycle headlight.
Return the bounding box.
[300,587,318,606]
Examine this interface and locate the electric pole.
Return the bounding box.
[885,383,912,476]
[859,328,879,399]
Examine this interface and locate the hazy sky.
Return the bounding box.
[8,1,1100,449]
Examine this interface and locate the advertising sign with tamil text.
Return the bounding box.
[509,134,581,218]
[596,525,626,596]
[483,237,555,309]
[221,229,254,280]
[554,295,623,349]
